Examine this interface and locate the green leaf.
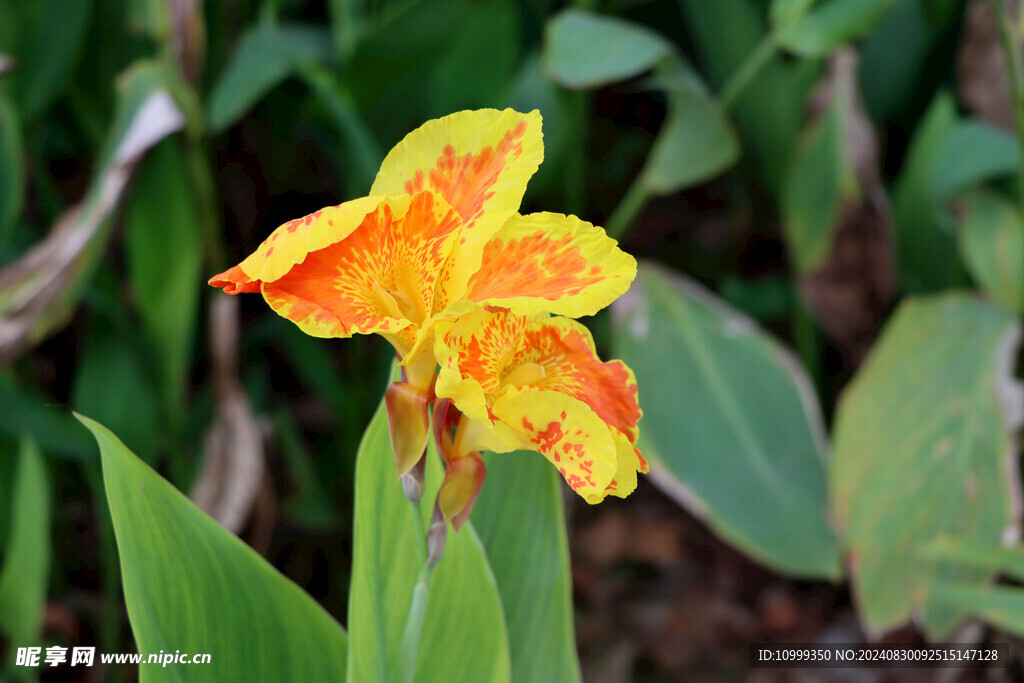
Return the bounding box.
[0,95,23,248]
[778,0,900,57]
[781,89,857,273]
[0,437,50,660]
[612,264,840,579]
[956,191,1024,314]
[678,0,821,196]
[830,294,1023,637]
[932,121,1019,200]
[72,321,160,465]
[0,377,95,461]
[207,23,334,133]
[770,0,818,31]
[923,538,1024,583]
[928,582,1024,636]
[125,140,203,420]
[8,0,92,120]
[859,0,937,121]
[76,413,349,682]
[346,398,510,683]
[543,9,674,89]
[891,90,961,292]
[430,0,519,113]
[471,452,581,683]
[640,88,740,194]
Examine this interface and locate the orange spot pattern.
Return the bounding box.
[262,192,461,342]
[465,230,606,304]
[403,121,528,232]
[519,414,596,492]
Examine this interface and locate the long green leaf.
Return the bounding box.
[891,90,961,292]
[77,414,349,682]
[678,0,821,196]
[471,452,581,683]
[830,295,1023,637]
[346,399,511,683]
[923,538,1024,583]
[125,140,203,419]
[8,0,92,120]
[781,87,856,273]
[929,582,1024,636]
[207,23,334,133]
[0,437,50,665]
[0,95,23,248]
[612,264,840,579]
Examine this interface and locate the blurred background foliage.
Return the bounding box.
[1,0,1024,680]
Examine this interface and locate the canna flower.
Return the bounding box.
[432,308,647,526]
[209,109,636,477]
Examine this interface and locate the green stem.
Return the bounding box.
[603,33,778,240]
[399,567,433,683]
[719,34,778,109]
[400,498,433,682]
[605,176,652,241]
[988,0,1024,212]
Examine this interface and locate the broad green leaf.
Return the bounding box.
[0,95,23,248]
[0,437,50,663]
[72,321,160,465]
[891,91,961,292]
[641,88,740,194]
[346,398,511,683]
[125,140,202,421]
[831,295,1023,637]
[932,121,1019,200]
[778,0,900,57]
[543,9,674,89]
[928,583,1024,636]
[781,89,857,273]
[471,452,581,683]
[923,538,1024,582]
[207,24,334,133]
[612,264,840,579]
[678,0,821,196]
[76,414,349,682]
[8,0,92,120]
[956,191,1024,314]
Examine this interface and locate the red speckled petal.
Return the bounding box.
[490,388,617,503]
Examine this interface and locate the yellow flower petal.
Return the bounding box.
[370,108,543,244]
[490,388,618,504]
[209,195,389,293]
[259,191,462,353]
[371,109,544,308]
[462,212,637,318]
[602,431,645,499]
[435,310,642,442]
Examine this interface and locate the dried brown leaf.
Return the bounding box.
[799,49,897,366]
[958,0,1019,131]
[191,294,266,534]
[0,89,185,366]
